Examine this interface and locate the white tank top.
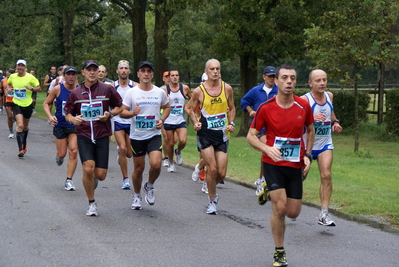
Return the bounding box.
[164,84,186,125]
[304,92,334,151]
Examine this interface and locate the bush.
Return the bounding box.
[295,89,369,130]
[329,89,369,129]
[385,88,399,137]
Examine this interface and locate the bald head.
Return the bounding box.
[308,69,326,82]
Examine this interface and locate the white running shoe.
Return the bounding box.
[162,158,169,167]
[8,133,14,139]
[86,202,98,216]
[318,213,336,226]
[131,195,142,210]
[174,149,183,165]
[206,201,217,215]
[201,180,208,194]
[64,179,76,191]
[167,162,176,173]
[121,178,131,190]
[192,164,201,182]
[143,182,155,205]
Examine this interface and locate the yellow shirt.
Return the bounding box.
[8,73,39,107]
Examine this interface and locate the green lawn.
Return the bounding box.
[33,91,399,229]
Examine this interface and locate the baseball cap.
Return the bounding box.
[263,66,276,76]
[137,61,154,72]
[64,66,77,74]
[0,70,3,74]
[82,60,99,69]
[8,67,15,73]
[163,71,169,77]
[16,59,27,66]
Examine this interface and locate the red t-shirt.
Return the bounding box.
[251,95,314,169]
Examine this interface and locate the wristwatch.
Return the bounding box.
[305,153,313,162]
[229,122,236,127]
[332,119,340,125]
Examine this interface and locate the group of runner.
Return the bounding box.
[2,58,342,267]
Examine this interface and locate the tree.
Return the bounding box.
[209,0,321,136]
[112,0,148,71]
[305,0,399,152]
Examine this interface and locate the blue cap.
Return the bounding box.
[263,66,276,76]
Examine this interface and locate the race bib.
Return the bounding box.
[314,121,331,136]
[62,101,66,116]
[206,112,226,130]
[80,102,103,121]
[136,115,156,131]
[274,137,301,162]
[170,105,184,116]
[13,88,27,100]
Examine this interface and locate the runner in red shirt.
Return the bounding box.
[247,64,315,267]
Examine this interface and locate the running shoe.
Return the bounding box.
[131,195,142,210]
[257,181,270,205]
[86,202,98,216]
[18,150,24,157]
[64,179,76,191]
[8,133,14,139]
[192,164,201,182]
[199,168,205,181]
[167,162,176,173]
[162,158,169,167]
[273,250,288,267]
[174,148,183,165]
[56,156,64,166]
[201,180,208,194]
[206,201,217,215]
[318,213,336,226]
[121,178,131,190]
[143,182,155,205]
[22,143,27,154]
[213,194,219,205]
[254,178,262,196]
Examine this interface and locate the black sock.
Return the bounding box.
[23,130,29,146]
[89,200,95,204]
[66,178,72,180]
[16,132,23,150]
[275,247,284,251]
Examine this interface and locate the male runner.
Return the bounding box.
[301,69,342,226]
[43,66,79,191]
[113,60,137,189]
[7,59,41,157]
[163,69,191,172]
[186,58,236,215]
[121,61,170,210]
[247,64,314,267]
[64,60,123,216]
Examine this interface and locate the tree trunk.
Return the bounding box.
[236,53,258,137]
[377,62,385,125]
[354,71,360,152]
[154,0,169,86]
[62,9,74,66]
[131,1,147,74]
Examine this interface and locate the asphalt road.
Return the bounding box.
[0,114,398,267]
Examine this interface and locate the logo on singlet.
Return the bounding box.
[210,97,222,105]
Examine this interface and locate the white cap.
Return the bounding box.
[16,59,27,66]
[0,70,3,74]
